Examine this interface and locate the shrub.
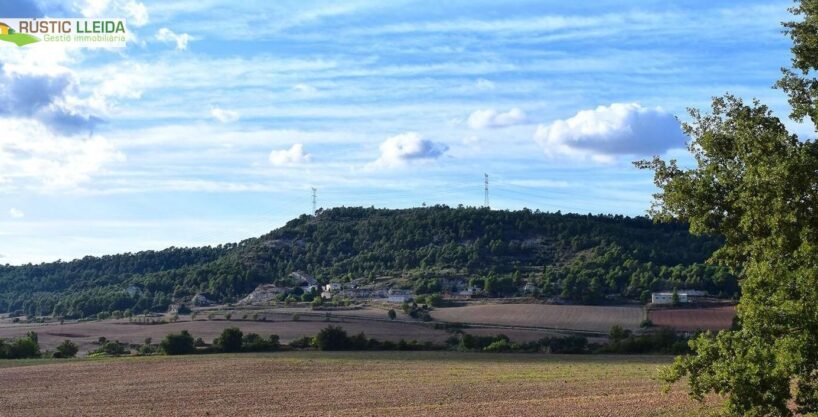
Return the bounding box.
[314,326,350,351]
[388,309,397,320]
[0,334,41,359]
[289,336,314,349]
[97,340,128,356]
[54,340,79,358]
[159,331,195,355]
[484,339,515,352]
[242,333,280,352]
[215,327,243,353]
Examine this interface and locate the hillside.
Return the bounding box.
[0,206,736,318]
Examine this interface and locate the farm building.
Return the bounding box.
[324,282,342,292]
[651,291,705,304]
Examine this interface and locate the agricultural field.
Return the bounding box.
[0,303,627,353]
[0,351,716,417]
[0,314,451,353]
[649,305,736,332]
[430,303,645,334]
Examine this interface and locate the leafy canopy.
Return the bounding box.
[640,2,818,415]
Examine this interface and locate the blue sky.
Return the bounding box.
[0,0,806,264]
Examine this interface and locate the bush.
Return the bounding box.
[0,334,41,359]
[160,330,195,355]
[54,340,79,358]
[242,333,280,352]
[484,339,515,352]
[542,335,588,354]
[388,309,397,320]
[314,326,350,351]
[215,327,243,353]
[289,336,314,349]
[96,340,128,356]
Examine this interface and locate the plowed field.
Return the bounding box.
[0,351,716,416]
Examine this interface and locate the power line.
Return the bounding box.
[484,173,490,209]
[311,187,317,214]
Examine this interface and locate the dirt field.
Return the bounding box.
[0,315,451,353]
[0,351,715,417]
[0,304,607,352]
[648,306,736,332]
[430,303,645,334]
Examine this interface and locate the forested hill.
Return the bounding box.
[0,206,737,318]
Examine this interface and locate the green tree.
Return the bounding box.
[54,340,79,358]
[314,326,350,351]
[388,309,397,320]
[639,3,818,411]
[159,331,195,355]
[215,327,243,353]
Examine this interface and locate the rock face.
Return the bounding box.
[238,285,286,305]
[191,294,212,306]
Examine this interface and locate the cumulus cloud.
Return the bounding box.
[467,108,527,129]
[156,28,191,50]
[0,64,98,134]
[8,208,24,219]
[210,107,239,123]
[368,132,448,169]
[0,118,124,188]
[269,144,311,166]
[533,103,687,163]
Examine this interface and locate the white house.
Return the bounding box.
[652,291,690,305]
[324,283,342,292]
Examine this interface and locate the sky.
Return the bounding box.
[0,0,808,264]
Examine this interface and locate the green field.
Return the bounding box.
[0,351,717,416]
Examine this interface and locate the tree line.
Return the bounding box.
[0,206,735,318]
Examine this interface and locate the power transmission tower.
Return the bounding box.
[484,173,490,209]
[311,187,317,214]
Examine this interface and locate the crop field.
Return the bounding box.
[430,303,645,334]
[649,306,736,332]
[0,304,611,352]
[0,351,715,417]
[0,315,451,353]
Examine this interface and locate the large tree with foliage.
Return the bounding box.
[641,2,818,415]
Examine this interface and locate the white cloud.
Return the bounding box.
[79,0,149,27]
[292,83,318,93]
[368,132,448,169]
[156,28,191,50]
[210,107,239,123]
[0,118,125,189]
[468,108,527,129]
[8,208,24,219]
[533,103,687,163]
[269,144,311,166]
